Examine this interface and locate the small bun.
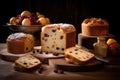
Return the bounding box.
[21,10,32,17]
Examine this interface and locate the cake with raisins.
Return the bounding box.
[81,17,109,36]
[7,32,34,54]
[64,46,95,64]
[13,54,41,72]
[41,23,76,54]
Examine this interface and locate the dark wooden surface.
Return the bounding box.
[0,43,120,80]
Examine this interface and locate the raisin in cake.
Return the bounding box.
[41,23,76,54]
[81,17,109,36]
[64,46,95,65]
[7,32,34,54]
[13,54,41,72]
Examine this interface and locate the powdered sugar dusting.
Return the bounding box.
[46,23,74,29]
[60,23,73,29]
[8,33,27,39]
[42,23,74,31]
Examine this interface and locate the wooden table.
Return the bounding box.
[0,43,120,80]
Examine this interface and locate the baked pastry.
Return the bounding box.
[81,17,109,36]
[64,46,95,65]
[41,23,76,54]
[13,54,42,72]
[7,32,34,54]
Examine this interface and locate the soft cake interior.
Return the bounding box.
[41,27,66,54]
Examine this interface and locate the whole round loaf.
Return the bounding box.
[7,32,34,54]
[81,18,109,36]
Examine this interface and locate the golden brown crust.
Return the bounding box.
[82,18,109,26]
[81,18,109,36]
[7,40,25,54]
[66,31,76,48]
[7,33,34,54]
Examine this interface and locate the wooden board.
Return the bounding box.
[49,58,104,72]
[0,49,28,62]
[0,47,64,63]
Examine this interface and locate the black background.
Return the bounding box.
[0,0,120,43]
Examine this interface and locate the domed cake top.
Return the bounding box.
[82,18,109,27]
[7,33,27,40]
[42,23,76,33]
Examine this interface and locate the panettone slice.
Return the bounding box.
[13,54,42,72]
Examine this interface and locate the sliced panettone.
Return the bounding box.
[64,46,95,65]
[13,54,42,72]
[41,23,76,54]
